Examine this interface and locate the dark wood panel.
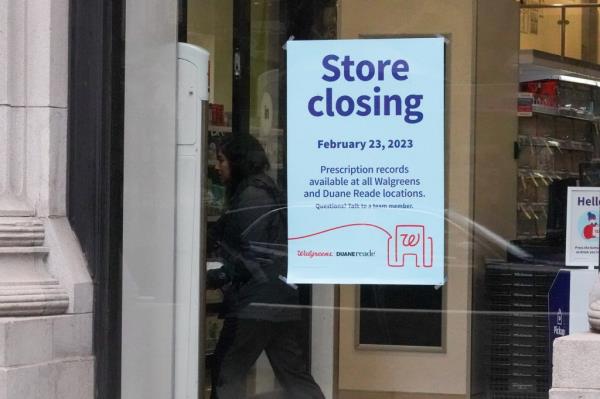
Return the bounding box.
[359,285,443,347]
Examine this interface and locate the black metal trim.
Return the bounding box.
[68,1,124,398]
[232,0,251,133]
[178,0,187,42]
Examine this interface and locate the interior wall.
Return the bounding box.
[471,0,520,396]
[187,0,233,112]
[337,0,476,395]
[520,2,584,60]
[581,1,598,63]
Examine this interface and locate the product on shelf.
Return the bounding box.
[535,146,554,171]
[518,176,537,203]
[519,115,536,136]
[518,92,534,116]
[536,181,549,203]
[555,117,571,140]
[536,113,554,136]
[517,76,599,239]
[517,142,535,169]
[521,79,558,108]
[554,148,570,172]
[517,204,540,239]
[209,103,225,126]
[572,119,590,141]
[559,81,595,118]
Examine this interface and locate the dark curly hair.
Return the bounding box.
[217,133,270,200]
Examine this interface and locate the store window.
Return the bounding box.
[186,3,337,397]
[121,1,600,399]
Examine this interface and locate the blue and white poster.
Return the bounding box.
[286,38,445,285]
[565,187,600,267]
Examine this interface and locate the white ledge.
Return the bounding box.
[0,247,50,254]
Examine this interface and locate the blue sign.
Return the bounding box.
[286,38,445,285]
[549,270,570,344]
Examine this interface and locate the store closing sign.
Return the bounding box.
[286,38,445,285]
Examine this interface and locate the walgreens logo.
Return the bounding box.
[297,250,333,258]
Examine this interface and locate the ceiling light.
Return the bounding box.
[558,75,600,87]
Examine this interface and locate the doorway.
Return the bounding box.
[183,0,337,396]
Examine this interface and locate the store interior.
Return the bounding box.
[185,1,600,398]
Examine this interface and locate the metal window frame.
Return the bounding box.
[67,1,125,398]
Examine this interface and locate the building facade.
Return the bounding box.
[2,1,600,398]
[0,1,94,398]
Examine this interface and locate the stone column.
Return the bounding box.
[0,1,94,397]
[588,274,600,332]
[550,333,600,398]
[0,0,72,317]
[0,106,32,217]
[0,218,68,315]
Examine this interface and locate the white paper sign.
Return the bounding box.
[566,187,600,267]
[286,38,445,285]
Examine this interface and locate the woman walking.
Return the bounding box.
[207,134,324,399]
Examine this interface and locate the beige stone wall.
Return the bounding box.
[470,0,520,395]
[337,1,520,396]
[187,0,233,112]
[337,0,476,395]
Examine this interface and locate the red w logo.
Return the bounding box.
[400,233,420,247]
[388,225,433,268]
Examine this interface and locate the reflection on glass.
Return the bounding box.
[520,7,563,57]
[207,134,324,399]
[520,4,600,62]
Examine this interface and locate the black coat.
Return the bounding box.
[207,173,299,321]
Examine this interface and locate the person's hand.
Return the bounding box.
[207,269,230,289]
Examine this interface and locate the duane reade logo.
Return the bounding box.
[335,250,376,257]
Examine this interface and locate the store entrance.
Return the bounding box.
[184,1,337,397]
